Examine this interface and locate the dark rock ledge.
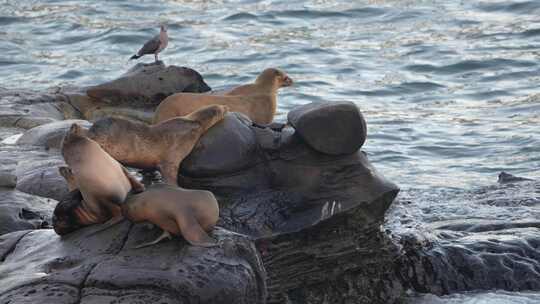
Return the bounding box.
[0,65,404,304]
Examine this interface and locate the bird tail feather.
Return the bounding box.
[129,54,140,60]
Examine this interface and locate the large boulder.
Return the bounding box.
[178,102,402,303]
[0,225,266,304]
[0,189,54,235]
[0,144,69,201]
[0,88,72,129]
[287,101,367,155]
[65,62,212,123]
[180,113,259,178]
[16,119,92,149]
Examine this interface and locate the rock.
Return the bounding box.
[0,189,55,235]
[86,63,211,106]
[0,145,68,200]
[64,63,212,123]
[177,107,403,303]
[0,89,71,129]
[287,101,367,155]
[180,113,260,178]
[15,153,69,201]
[497,171,533,183]
[0,225,266,304]
[392,178,540,296]
[16,119,92,149]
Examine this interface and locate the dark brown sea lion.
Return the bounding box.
[86,104,228,185]
[153,68,292,125]
[53,124,144,235]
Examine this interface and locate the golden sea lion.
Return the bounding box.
[153,68,292,125]
[53,124,145,235]
[86,104,228,185]
[122,183,219,248]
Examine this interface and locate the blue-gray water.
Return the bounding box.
[1,1,540,303]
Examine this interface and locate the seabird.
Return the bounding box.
[130,25,168,62]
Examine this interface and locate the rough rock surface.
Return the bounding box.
[287,101,367,155]
[0,144,69,201]
[16,119,92,149]
[0,63,212,129]
[0,88,70,129]
[179,103,403,303]
[0,225,266,304]
[0,95,403,304]
[66,63,212,123]
[0,189,55,235]
[390,176,540,296]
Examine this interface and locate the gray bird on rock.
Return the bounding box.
[130,25,168,62]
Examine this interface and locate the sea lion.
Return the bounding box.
[86,104,228,185]
[53,124,145,235]
[122,183,219,247]
[153,68,292,125]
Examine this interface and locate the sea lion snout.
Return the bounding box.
[282,75,293,87]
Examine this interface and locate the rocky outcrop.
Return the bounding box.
[16,119,92,150]
[67,63,212,123]
[0,225,266,304]
[0,62,212,129]
[0,189,54,235]
[390,175,540,296]
[0,90,402,304]
[179,103,402,303]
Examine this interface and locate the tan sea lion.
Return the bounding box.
[153,68,292,125]
[86,104,228,185]
[122,183,219,248]
[53,124,145,235]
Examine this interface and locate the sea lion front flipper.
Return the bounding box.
[84,216,126,237]
[133,230,172,249]
[121,165,145,193]
[177,215,218,247]
[58,166,78,191]
[158,160,180,186]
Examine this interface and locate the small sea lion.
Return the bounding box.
[122,184,219,247]
[53,124,144,235]
[153,68,292,125]
[86,104,228,185]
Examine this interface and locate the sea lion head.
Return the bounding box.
[257,68,293,89]
[61,123,90,161]
[52,190,86,235]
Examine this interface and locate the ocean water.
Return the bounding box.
[1,0,539,302]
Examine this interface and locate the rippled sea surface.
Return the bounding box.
[1,0,540,302]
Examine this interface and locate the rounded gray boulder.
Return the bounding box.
[287,101,367,155]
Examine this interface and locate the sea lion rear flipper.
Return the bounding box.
[121,165,145,193]
[58,166,78,191]
[133,230,172,249]
[177,215,218,247]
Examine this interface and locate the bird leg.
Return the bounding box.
[154,53,158,62]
